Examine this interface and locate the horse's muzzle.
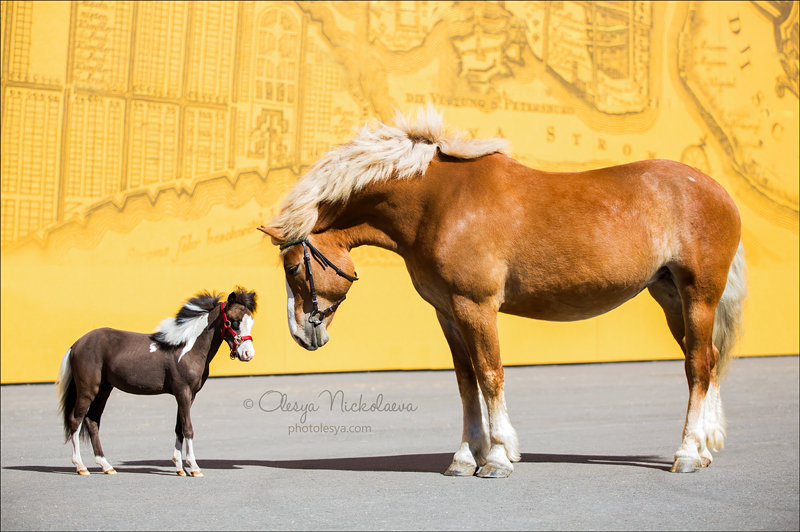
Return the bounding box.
[295,320,329,351]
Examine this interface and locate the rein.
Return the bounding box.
[280,237,358,326]
[219,301,253,359]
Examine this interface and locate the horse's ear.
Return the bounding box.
[227,291,236,307]
[258,225,285,247]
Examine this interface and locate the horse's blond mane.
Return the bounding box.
[274,106,511,241]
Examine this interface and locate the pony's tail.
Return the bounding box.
[713,242,747,377]
[57,348,77,442]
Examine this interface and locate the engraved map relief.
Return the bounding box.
[0,0,797,251]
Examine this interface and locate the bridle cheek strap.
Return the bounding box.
[220,301,253,359]
[286,238,358,327]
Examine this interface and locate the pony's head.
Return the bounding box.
[222,287,258,361]
[259,227,357,350]
[151,287,257,361]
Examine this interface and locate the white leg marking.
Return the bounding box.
[702,383,726,452]
[184,438,203,477]
[95,455,116,474]
[172,436,186,476]
[675,392,707,467]
[493,390,520,463]
[71,423,89,475]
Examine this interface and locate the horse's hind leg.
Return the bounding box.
[649,275,724,470]
[449,297,519,478]
[67,384,96,475]
[436,311,490,476]
[668,271,727,473]
[84,383,115,474]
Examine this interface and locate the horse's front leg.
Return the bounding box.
[436,311,490,476]
[450,296,520,478]
[175,390,203,477]
[172,413,186,476]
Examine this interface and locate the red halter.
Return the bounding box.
[220,301,253,359]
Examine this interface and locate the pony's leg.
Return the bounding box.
[176,391,203,477]
[67,387,96,475]
[436,311,490,476]
[450,297,519,478]
[172,414,186,476]
[672,285,721,473]
[84,383,116,474]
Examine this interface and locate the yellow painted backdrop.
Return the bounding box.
[1,1,798,383]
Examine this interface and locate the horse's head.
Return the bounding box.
[221,288,258,361]
[259,226,357,350]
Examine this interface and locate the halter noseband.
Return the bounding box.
[280,237,358,326]
[220,301,253,359]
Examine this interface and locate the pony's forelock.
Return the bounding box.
[230,286,258,313]
[273,105,510,241]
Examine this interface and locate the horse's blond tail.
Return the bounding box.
[713,242,747,377]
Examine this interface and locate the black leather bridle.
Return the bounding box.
[280,237,358,326]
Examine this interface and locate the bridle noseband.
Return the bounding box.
[280,237,358,326]
[220,301,253,359]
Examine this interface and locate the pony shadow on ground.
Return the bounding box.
[5,453,672,476]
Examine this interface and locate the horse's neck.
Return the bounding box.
[319,178,425,255]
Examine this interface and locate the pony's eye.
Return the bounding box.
[286,264,301,275]
[231,320,240,329]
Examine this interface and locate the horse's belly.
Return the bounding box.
[499,283,646,322]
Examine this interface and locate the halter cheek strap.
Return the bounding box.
[280,237,358,327]
[220,301,253,359]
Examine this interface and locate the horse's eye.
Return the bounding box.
[231,320,240,329]
[286,264,301,275]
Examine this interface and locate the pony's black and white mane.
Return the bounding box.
[150,288,257,351]
[150,291,222,350]
[274,105,511,241]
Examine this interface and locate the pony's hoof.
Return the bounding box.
[190,470,204,478]
[77,468,90,476]
[103,468,117,475]
[670,457,702,473]
[443,461,477,477]
[176,469,187,477]
[476,463,513,478]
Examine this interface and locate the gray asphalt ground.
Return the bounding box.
[2,356,798,531]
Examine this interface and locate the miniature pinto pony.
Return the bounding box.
[58,288,257,476]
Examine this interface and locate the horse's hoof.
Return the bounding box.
[190,470,204,478]
[670,457,702,473]
[176,470,186,477]
[476,463,513,478]
[443,461,477,477]
[699,451,713,468]
[77,468,90,476]
[103,468,117,475]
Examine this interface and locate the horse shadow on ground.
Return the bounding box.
[5,453,672,476]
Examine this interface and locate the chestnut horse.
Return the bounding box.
[57,288,257,476]
[259,107,746,478]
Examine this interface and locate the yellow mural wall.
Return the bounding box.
[1,1,798,383]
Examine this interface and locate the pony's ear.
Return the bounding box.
[227,291,236,307]
[258,225,285,246]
